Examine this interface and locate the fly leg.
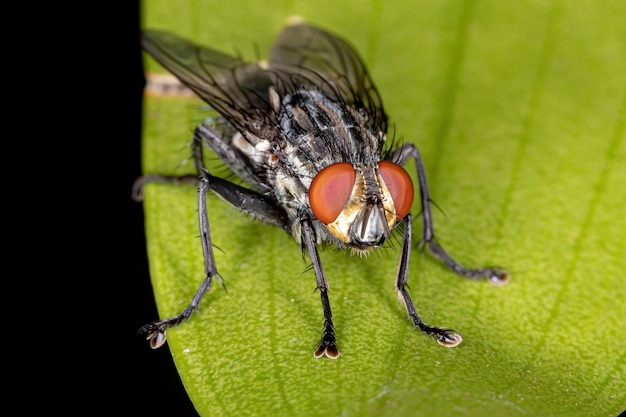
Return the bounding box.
[395,214,463,347]
[391,143,510,285]
[137,125,290,349]
[137,157,220,349]
[132,174,198,202]
[301,220,340,359]
[389,143,509,347]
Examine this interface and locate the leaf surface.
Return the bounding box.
[139,1,626,415]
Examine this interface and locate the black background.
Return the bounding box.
[126,2,200,416]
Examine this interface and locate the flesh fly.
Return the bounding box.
[137,19,509,359]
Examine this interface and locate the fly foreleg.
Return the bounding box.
[301,220,340,359]
[395,214,463,347]
[391,143,510,286]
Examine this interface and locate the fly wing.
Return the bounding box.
[268,23,388,135]
[141,30,275,138]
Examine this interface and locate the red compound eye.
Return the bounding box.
[378,160,414,219]
[309,162,356,224]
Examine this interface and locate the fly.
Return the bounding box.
[136,18,510,359]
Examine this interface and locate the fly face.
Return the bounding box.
[138,17,509,359]
[309,161,413,250]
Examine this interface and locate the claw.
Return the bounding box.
[436,331,463,348]
[147,329,167,349]
[139,323,168,349]
[314,341,340,359]
[488,269,511,286]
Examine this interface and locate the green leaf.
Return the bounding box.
[139,1,626,416]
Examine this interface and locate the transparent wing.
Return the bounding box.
[269,23,388,135]
[141,30,275,136]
